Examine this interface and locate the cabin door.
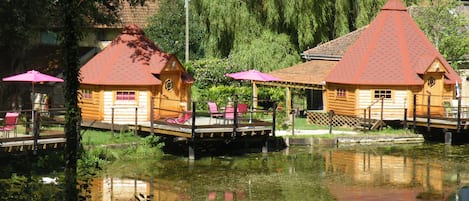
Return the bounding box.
[159,72,182,118]
[423,72,445,115]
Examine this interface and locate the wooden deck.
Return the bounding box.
[408,117,469,130]
[84,115,276,159]
[0,133,66,154]
[136,118,274,139]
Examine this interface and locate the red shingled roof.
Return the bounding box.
[268,60,337,85]
[93,0,158,28]
[325,0,461,85]
[80,24,171,85]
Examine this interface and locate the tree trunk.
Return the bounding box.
[60,0,81,200]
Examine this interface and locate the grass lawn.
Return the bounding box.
[80,129,144,146]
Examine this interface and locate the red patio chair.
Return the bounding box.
[208,101,224,124]
[166,111,192,124]
[224,106,235,124]
[237,103,249,120]
[0,112,19,138]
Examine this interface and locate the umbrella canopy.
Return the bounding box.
[2,70,64,109]
[225,70,279,123]
[2,70,64,83]
[225,70,280,82]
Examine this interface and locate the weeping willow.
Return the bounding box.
[187,0,425,71]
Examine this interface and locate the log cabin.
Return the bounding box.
[79,24,193,123]
[324,0,461,120]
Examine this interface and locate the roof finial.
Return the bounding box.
[381,0,407,11]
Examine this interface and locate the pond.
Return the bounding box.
[2,142,469,201]
[83,143,469,201]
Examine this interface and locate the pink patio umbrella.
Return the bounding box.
[225,70,280,82]
[225,70,280,122]
[2,70,64,125]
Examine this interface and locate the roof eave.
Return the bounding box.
[301,54,342,61]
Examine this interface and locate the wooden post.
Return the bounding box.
[253,82,258,111]
[413,94,417,131]
[33,110,40,155]
[457,97,461,133]
[272,102,277,137]
[150,96,154,135]
[286,87,291,121]
[403,108,408,130]
[233,97,238,138]
[189,101,196,160]
[368,107,371,130]
[262,136,268,153]
[134,107,138,136]
[291,97,295,136]
[445,131,452,145]
[380,97,384,130]
[427,94,431,132]
[363,109,367,132]
[111,107,115,136]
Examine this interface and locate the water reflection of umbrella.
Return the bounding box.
[2,70,64,125]
[225,70,280,122]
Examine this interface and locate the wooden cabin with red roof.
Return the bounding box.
[79,24,193,123]
[323,0,461,120]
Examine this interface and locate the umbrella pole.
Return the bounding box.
[31,83,35,134]
[250,82,253,123]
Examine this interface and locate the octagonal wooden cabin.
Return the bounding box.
[79,24,193,124]
[323,0,461,120]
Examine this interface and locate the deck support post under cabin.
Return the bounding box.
[457,97,461,133]
[189,101,197,160]
[445,131,452,145]
[262,137,268,153]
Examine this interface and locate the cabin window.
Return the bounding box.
[374,89,392,99]
[427,76,436,87]
[165,79,173,91]
[116,91,136,101]
[336,89,346,98]
[81,89,92,99]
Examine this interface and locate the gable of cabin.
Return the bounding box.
[153,57,192,119]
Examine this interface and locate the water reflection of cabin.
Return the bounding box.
[79,24,193,123]
[263,0,461,123]
[324,149,469,200]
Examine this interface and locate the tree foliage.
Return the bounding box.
[189,58,244,89]
[414,0,469,69]
[55,0,145,200]
[229,31,300,72]
[145,0,206,61]
[152,0,427,74]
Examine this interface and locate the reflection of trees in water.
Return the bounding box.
[0,151,65,200]
[80,147,335,201]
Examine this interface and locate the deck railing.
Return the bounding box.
[149,96,278,136]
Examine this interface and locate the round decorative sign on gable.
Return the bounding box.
[165,79,173,91]
[427,76,435,88]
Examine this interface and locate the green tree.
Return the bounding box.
[56,0,146,200]
[0,0,53,72]
[229,31,300,72]
[58,0,82,199]
[414,0,469,69]
[145,0,206,61]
